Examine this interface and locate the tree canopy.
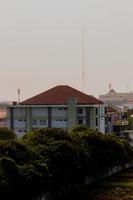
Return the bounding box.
[0,127,132,199]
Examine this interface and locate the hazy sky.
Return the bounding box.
[0,0,133,101]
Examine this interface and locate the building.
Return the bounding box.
[99,89,133,107]
[107,106,129,134]
[0,109,7,127]
[7,85,107,137]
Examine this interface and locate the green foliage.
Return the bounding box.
[128,117,133,130]
[22,128,70,146]
[0,127,132,198]
[0,157,19,197]
[18,162,49,188]
[70,126,100,139]
[71,124,89,133]
[0,140,31,165]
[42,140,89,188]
[0,128,16,140]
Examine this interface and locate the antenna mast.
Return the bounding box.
[82,20,85,92]
[17,89,20,104]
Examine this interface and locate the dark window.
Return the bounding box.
[78,119,83,124]
[32,120,37,126]
[105,127,108,133]
[105,116,108,125]
[58,107,67,110]
[78,108,83,114]
[95,108,98,116]
[96,117,98,126]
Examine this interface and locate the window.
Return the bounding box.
[105,116,108,125]
[40,120,46,126]
[105,127,108,133]
[58,107,67,110]
[32,119,37,126]
[78,108,83,114]
[58,108,63,110]
[19,119,26,122]
[78,119,83,124]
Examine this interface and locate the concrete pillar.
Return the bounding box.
[10,108,14,130]
[99,105,105,134]
[86,107,90,127]
[26,107,32,132]
[48,107,51,128]
[68,97,77,132]
[89,107,95,129]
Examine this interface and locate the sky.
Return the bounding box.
[0,0,133,101]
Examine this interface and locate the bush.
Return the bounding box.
[0,128,16,140]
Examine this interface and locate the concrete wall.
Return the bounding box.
[51,107,67,128]
[89,107,95,129]
[99,105,106,134]
[68,97,77,132]
[7,103,107,136]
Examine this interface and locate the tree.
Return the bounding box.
[71,125,89,133]
[0,128,16,140]
[0,140,31,165]
[22,128,70,146]
[0,157,19,198]
[0,127,131,199]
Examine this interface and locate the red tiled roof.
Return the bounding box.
[21,85,103,105]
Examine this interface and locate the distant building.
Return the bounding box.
[7,85,107,137]
[99,89,133,107]
[107,106,129,134]
[0,109,7,127]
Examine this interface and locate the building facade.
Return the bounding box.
[107,106,129,134]
[99,89,133,107]
[0,109,7,127]
[7,85,107,137]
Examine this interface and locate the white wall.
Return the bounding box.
[31,107,48,117]
[8,105,107,136]
[51,107,68,128]
[99,105,106,134]
[14,107,26,118]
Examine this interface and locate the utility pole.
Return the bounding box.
[17,89,20,104]
[82,20,85,92]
